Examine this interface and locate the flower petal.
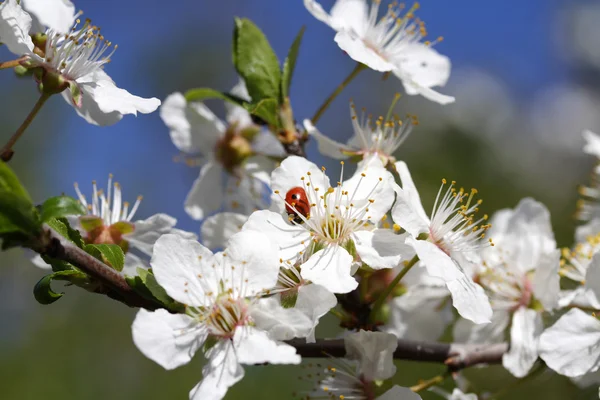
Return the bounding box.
[334,30,394,72]
[151,234,217,307]
[22,0,75,33]
[345,330,397,381]
[190,341,244,400]
[586,252,600,303]
[394,44,451,90]
[378,386,422,400]
[304,119,351,160]
[251,297,314,341]
[185,162,225,220]
[271,156,330,208]
[303,0,333,27]
[294,283,337,342]
[453,310,510,344]
[125,213,177,256]
[225,79,253,129]
[539,308,600,377]
[391,161,430,237]
[502,307,543,378]
[446,276,492,324]
[583,130,600,159]
[131,309,205,370]
[329,0,369,35]
[0,0,35,56]
[354,229,411,270]
[301,246,358,293]
[531,249,560,311]
[405,237,463,282]
[234,326,301,365]
[160,92,225,154]
[201,212,248,251]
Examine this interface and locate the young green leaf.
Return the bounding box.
[0,160,32,202]
[33,270,87,305]
[46,217,85,248]
[137,268,172,306]
[233,18,281,102]
[281,26,306,101]
[244,98,280,127]
[184,88,249,107]
[40,195,87,222]
[84,243,125,272]
[0,190,40,235]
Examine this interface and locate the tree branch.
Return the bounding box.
[286,338,508,371]
[37,224,163,310]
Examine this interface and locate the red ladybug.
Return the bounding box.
[285,187,310,223]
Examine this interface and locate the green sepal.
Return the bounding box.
[111,220,135,235]
[79,215,103,232]
[39,195,87,223]
[343,238,358,260]
[281,289,299,308]
[68,81,82,107]
[84,243,125,271]
[281,25,305,101]
[244,98,280,128]
[233,18,281,102]
[33,270,88,305]
[184,87,249,108]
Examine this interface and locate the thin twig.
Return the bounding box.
[0,57,25,70]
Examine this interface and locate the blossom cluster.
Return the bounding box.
[3,0,600,400]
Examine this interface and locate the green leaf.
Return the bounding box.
[33,270,86,305]
[0,231,32,250]
[184,88,249,107]
[233,18,281,102]
[0,160,32,202]
[126,269,185,312]
[245,98,280,127]
[46,217,85,248]
[281,26,305,101]
[0,190,40,235]
[40,195,86,223]
[137,268,172,305]
[84,243,125,271]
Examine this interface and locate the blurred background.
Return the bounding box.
[0,0,598,398]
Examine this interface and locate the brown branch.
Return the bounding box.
[36,224,163,310]
[286,338,508,371]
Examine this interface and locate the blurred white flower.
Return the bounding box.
[243,156,405,294]
[132,232,311,400]
[304,100,416,165]
[160,80,284,220]
[454,198,560,378]
[391,161,492,324]
[21,0,75,33]
[0,0,160,125]
[303,0,454,104]
[200,212,248,251]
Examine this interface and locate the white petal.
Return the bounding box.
[271,156,330,207]
[301,246,358,293]
[447,388,478,400]
[394,44,451,90]
[304,119,352,160]
[234,326,301,365]
[185,162,225,220]
[251,130,286,158]
[201,212,248,251]
[453,310,510,344]
[225,79,253,129]
[586,252,600,303]
[223,230,280,295]
[303,0,333,28]
[502,307,543,378]
[122,253,146,277]
[583,130,600,159]
[345,330,397,381]
[539,308,600,377]
[329,0,369,35]
[22,0,74,33]
[75,77,160,126]
[559,287,600,310]
[531,249,560,311]
[354,229,411,270]
[576,218,600,243]
[378,386,422,400]
[384,285,452,342]
[131,309,204,370]
[160,92,225,154]
[446,277,492,324]
[0,0,35,56]
[30,253,51,269]
[242,210,311,262]
[334,30,395,72]
[251,297,314,340]
[406,237,463,282]
[295,284,337,342]
[391,161,430,237]
[150,234,217,307]
[190,341,243,400]
[125,213,177,256]
[243,155,274,185]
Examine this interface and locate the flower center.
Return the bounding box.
[205,296,249,339]
[301,363,376,400]
[214,131,253,172]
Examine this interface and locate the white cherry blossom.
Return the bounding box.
[200,212,248,251]
[303,330,421,399]
[242,156,405,294]
[0,0,160,125]
[453,198,560,378]
[304,101,416,165]
[558,233,600,309]
[303,0,454,104]
[160,80,284,220]
[132,232,311,400]
[391,161,492,324]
